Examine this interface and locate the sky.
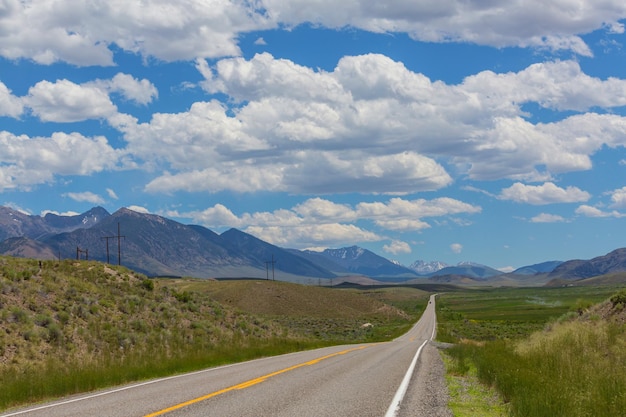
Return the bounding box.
[1,1,626,271]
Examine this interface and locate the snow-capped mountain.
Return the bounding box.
[409,260,450,275]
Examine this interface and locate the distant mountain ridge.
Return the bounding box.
[0,206,110,241]
[0,205,624,285]
[547,248,626,281]
[409,260,449,275]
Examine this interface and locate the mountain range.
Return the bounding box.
[1,206,625,286]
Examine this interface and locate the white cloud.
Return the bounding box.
[0,131,122,191]
[41,210,80,217]
[0,81,23,118]
[293,198,356,222]
[63,191,105,204]
[609,186,626,209]
[7,52,626,198]
[246,223,381,248]
[171,195,479,248]
[182,54,626,193]
[262,0,626,55]
[106,188,119,200]
[356,197,481,226]
[575,205,624,218]
[500,182,591,205]
[530,213,566,223]
[94,73,158,105]
[450,243,463,254]
[3,1,623,66]
[3,202,31,215]
[127,205,150,214]
[26,79,117,122]
[0,0,271,65]
[383,240,412,255]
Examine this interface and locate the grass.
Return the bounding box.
[0,257,428,411]
[442,352,508,417]
[437,286,626,417]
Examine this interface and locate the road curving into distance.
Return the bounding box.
[2,294,445,417]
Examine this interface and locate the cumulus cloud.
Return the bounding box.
[0,0,271,65]
[170,196,479,248]
[575,205,624,218]
[92,73,158,105]
[26,79,117,122]
[63,191,105,204]
[0,131,121,191]
[530,213,566,223]
[383,240,412,255]
[450,243,463,254]
[0,81,23,118]
[500,182,591,205]
[262,0,626,55]
[609,186,626,209]
[1,2,623,65]
[121,54,626,196]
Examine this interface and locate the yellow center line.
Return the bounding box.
[144,345,370,416]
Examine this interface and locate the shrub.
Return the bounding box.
[140,279,154,291]
[610,290,626,309]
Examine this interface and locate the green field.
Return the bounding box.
[438,286,626,417]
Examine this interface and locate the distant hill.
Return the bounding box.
[0,206,109,241]
[0,236,58,260]
[548,248,626,281]
[219,228,336,279]
[310,246,419,279]
[513,261,563,275]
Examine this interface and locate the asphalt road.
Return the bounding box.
[2,294,442,417]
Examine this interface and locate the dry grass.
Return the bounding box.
[0,257,427,410]
[166,279,413,319]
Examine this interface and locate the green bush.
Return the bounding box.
[140,279,154,291]
[610,289,626,309]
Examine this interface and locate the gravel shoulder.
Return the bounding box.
[398,342,453,417]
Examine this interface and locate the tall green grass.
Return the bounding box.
[0,335,331,411]
[450,320,626,417]
[441,288,626,417]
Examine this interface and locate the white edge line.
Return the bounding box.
[384,294,438,417]
[384,339,428,417]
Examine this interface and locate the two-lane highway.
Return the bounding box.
[2,294,442,417]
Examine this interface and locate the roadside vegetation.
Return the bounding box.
[438,286,626,417]
[0,256,428,412]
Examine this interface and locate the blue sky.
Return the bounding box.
[2,1,626,271]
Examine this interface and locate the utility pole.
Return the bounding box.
[76,246,88,260]
[101,236,114,264]
[115,222,125,266]
[266,254,276,281]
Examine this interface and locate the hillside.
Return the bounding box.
[0,256,421,409]
[548,248,626,281]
